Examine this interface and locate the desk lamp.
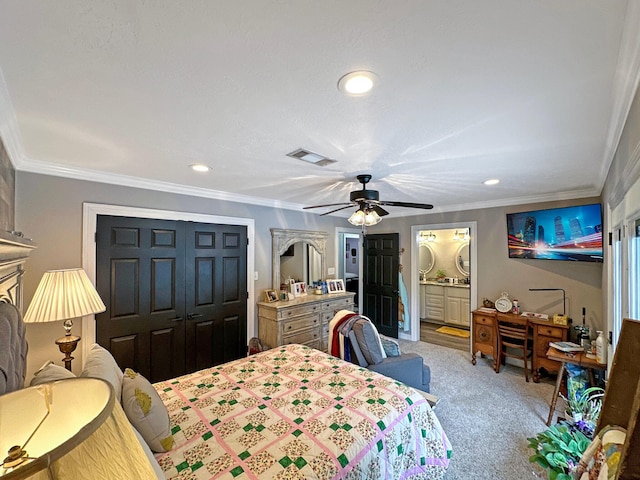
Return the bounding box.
[23,269,106,370]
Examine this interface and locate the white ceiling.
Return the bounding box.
[1,1,639,216]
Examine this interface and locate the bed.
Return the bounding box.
[153,343,451,479]
[1,273,451,479]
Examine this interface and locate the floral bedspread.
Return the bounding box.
[154,344,451,480]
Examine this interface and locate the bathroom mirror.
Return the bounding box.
[271,228,327,290]
[419,243,435,276]
[455,241,470,276]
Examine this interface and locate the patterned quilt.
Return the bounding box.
[154,344,451,480]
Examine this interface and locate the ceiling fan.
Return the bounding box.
[303,174,434,226]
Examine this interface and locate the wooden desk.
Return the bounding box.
[471,310,569,381]
[545,346,606,426]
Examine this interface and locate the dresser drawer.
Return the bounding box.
[282,326,320,345]
[278,303,320,320]
[282,315,320,334]
[322,297,354,311]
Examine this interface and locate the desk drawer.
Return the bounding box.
[474,315,494,326]
[536,325,564,338]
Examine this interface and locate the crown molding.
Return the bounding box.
[0,69,27,168]
[17,158,306,212]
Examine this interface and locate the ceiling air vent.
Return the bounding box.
[286,148,337,167]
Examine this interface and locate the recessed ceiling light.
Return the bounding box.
[190,163,210,173]
[483,178,500,185]
[338,71,377,96]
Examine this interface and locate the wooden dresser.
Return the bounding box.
[258,292,356,351]
[471,309,569,382]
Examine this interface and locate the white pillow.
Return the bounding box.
[122,368,174,453]
[80,343,124,401]
[30,361,76,386]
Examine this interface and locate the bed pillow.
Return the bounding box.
[30,361,76,386]
[122,368,174,453]
[353,319,387,365]
[380,335,401,357]
[80,343,124,401]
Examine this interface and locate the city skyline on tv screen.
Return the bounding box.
[506,203,603,262]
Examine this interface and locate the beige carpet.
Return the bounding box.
[435,326,471,338]
[397,339,557,480]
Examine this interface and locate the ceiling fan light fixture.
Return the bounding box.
[338,71,377,96]
[363,209,381,226]
[348,209,365,226]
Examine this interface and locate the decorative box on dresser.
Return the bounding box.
[258,292,355,351]
[471,309,569,382]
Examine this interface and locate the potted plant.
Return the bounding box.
[528,421,592,480]
[561,386,604,433]
[436,269,447,282]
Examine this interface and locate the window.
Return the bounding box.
[611,227,623,350]
[630,219,640,320]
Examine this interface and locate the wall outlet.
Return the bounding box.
[327,267,335,275]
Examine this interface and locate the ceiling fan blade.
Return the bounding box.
[379,200,434,210]
[319,205,355,216]
[303,202,352,210]
[372,205,389,217]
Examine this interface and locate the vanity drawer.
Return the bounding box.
[282,315,320,334]
[426,306,444,321]
[426,294,444,308]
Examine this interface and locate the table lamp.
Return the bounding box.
[23,269,106,370]
[0,378,157,479]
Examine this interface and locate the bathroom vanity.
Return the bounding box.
[420,281,470,327]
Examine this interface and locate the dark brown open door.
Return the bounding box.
[363,233,399,338]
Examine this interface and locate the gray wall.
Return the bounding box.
[15,171,349,378]
[371,197,604,334]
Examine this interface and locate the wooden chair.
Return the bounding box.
[496,317,532,382]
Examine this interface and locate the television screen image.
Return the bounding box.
[506,203,603,262]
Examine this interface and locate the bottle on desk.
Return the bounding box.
[595,330,607,364]
[512,299,519,315]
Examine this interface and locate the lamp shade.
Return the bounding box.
[23,269,106,324]
[0,378,157,479]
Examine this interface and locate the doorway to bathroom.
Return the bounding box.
[336,228,362,311]
[410,222,477,351]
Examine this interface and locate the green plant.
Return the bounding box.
[436,269,446,278]
[528,421,591,480]
[561,386,604,426]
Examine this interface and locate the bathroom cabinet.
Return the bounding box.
[421,282,470,327]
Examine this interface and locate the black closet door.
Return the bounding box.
[96,215,248,382]
[96,216,186,382]
[184,222,247,372]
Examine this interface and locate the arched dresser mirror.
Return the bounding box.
[455,241,470,276]
[271,228,327,290]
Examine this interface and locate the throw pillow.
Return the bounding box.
[122,368,174,453]
[30,361,76,386]
[380,335,401,357]
[80,343,124,401]
[353,319,387,365]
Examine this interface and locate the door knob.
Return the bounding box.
[187,313,203,320]
[171,316,184,322]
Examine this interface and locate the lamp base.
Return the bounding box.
[55,335,81,371]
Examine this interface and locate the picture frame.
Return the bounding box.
[292,282,307,297]
[264,289,278,303]
[328,279,345,293]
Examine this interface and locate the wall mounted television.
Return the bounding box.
[506,203,603,263]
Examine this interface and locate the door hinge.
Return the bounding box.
[608,331,612,345]
[94,232,98,243]
[608,232,612,246]
[246,291,249,299]
[247,238,249,245]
